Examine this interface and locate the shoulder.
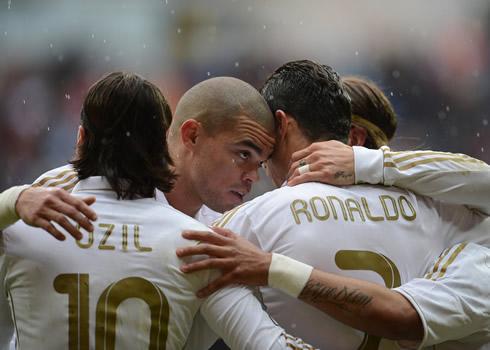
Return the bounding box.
[31,164,78,191]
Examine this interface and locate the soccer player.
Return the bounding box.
[176,60,490,349]
[0,72,315,349]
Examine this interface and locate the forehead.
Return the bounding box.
[216,116,275,156]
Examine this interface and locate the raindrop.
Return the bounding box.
[355,51,359,56]
[126,131,131,137]
[50,43,53,48]
[390,92,394,96]
[171,9,175,15]
[263,25,267,30]
[438,111,446,120]
[299,21,303,25]
[235,62,240,68]
[392,70,401,78]
[91,34,95,39]
[476,132,480,137]
[58,54,64,62]
[142,44,146,49]
[472,69,480,78]
[4,31,7,36]
[23,100,26,105]
[483,119,488,126]
[177,28,181,34]
[207,72,211,76]
[65,94,71,100]
[481,147,485,153]
[248,6,252,11]
[103,39,106,43]
[8,0,11,10]
[47,126,50,131]
[446,106,450,112]
[291,323,297,329]
[104,56,111,62]
[166,0,168,3]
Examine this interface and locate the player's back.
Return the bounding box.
[215,181,489,349]
[1,177,215,349]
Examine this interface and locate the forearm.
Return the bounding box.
[298,269,422,341]
[354,146,490,214]
[0,185,29,231]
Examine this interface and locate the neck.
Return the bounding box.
[165,170,203,218]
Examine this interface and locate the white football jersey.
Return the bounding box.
[396,243,490,350]
[214,181,490,349]
[0,177,315,349]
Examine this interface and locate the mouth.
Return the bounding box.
[231,190,248,202]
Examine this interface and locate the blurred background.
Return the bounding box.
[2,0,489,198]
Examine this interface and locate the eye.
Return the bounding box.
[238,151,250,160]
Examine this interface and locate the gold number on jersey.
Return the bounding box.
[54,274,169,349]
[335,250,401,350]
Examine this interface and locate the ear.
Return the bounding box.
[274,110,289,142]
[180,119,202,151]
[348,125,368,146]
[76,125,86,156]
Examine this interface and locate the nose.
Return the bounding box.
[243,166,260,184]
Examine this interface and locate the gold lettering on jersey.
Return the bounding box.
[379,195,399,221]
[122,225,128,251]
[345,199,365,222]
[361,197,384,221]
[99,224,116,250]
[290,199,312,225]
[326,196,348,220]
[76,224,94,248]
[398,196,416,221]
[309,197,330,221]
[290,195,417,224]
[134,225,152,252]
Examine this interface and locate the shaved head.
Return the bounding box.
[169,77,274,140]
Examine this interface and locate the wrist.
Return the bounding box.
[0,185,29,230]
[268,253,313,298]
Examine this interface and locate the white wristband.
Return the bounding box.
[0,185,29,231]
[268,253,313,298]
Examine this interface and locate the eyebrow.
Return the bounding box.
[237,140,264,156]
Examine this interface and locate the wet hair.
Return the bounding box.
[169,76,274,139]
[343,76,398,149]
[260,60,352,143]
[70,71,177,199]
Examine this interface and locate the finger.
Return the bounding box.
[39,220,66,241]
[61,193,98,222]
[290,147,312,164]
[48,198,93,235]
[180,257,231,273]
[182,230,229,245]
[210,226,238,240]
[196,275,234,298]
[177,244,229,259]
[288,171,323,187]
[49,212,83,241]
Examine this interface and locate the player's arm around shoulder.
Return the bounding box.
[199,282,317,349]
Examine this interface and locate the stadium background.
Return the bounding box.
[1,0,489,198]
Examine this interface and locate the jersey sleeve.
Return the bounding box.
[353,146,490,215]
[200,285,317,349]
[0,246,15,350]
[31,165,79,192]
[394,243,490,348]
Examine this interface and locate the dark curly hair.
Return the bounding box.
[70,72,177,199]
[260,60,352,143]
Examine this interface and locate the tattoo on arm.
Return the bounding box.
[334,171,353,180]
[300,278,372,312]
